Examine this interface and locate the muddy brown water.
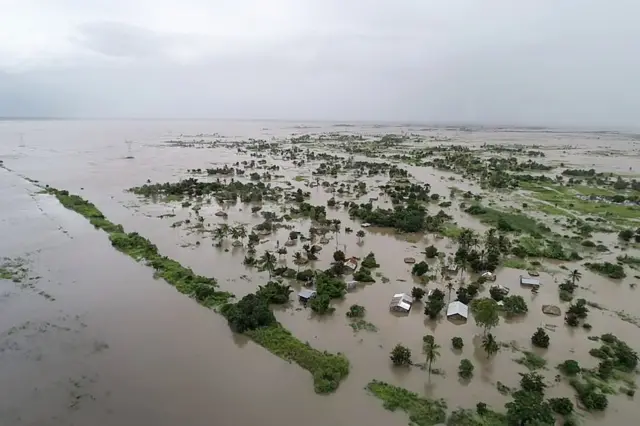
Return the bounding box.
[1,120,639,425]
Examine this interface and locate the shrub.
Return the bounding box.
[333,250,346,262]
[222,294,276,333]
[452,337,464,350]
[520,372,546,394]
[424,245,439,258]
[390,344,412,366]
[310,294,334,314]
[296,269,314,282]
[489,286,505,302]
[502,295,528,316]
[549,397,574,416]
[346,304,366,318]
[531,327,550,348]
[458,359,474,379]
[361,252,379,268]
[558,360,581,376]
[353,267,375,283]
[411,261,430,276]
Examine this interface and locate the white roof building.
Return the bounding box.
[447,301,469,320]
[519,275,541,286]
[389,293,413,313]
[298,289,317,301]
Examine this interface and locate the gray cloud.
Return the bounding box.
[0,0,639,128]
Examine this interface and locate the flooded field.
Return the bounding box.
[1,119,639,425]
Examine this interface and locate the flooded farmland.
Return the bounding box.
[1,119,639,426]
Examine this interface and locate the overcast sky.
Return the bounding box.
[1,0,639,127]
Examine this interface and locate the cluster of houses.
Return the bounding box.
[297,270,542,323]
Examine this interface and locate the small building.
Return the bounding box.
[447,301,469,320]
[446,264,459,274]
[520,275,541,286]
[298,289,317,302]
[389,293,413,313]
[481,271,497,282]
[344,257,359,272]
[490,284,510,295]
[346,280,358,291]
[361,223,371,228]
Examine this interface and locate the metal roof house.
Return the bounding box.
[447,301,469,320]
[344,257,359,272]
[519,275,541,286]
[298,289,317,302]
[389,293,413,313]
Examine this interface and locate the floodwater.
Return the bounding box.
[0,119,639,426]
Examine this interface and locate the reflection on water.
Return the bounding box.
[1,120,638,425]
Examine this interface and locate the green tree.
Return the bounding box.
[356,230,365,243]
[411,261,429,276]
[505,390,554,426]
[472,298,500,335]
[458,359,474,379]
[333,250,346,263]
[531,327,550,348]
[390,344,412,366]
[411,286,426,301]
[423,245,438,258]
[482,333,499,359]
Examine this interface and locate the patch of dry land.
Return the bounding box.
[2,123,640,425]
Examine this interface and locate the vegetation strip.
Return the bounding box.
[366,380,447,426]
[45,187,349,393]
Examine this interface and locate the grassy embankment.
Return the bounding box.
[46,188,349,393]
[366,380,447,426]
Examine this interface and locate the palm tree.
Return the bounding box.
[356,230,365,243]
[293,252,303,271]
[446,282,454,303]
[570,269,582,286]
[332,220,341,250]
[424,338,441,380]
[259,251,277,278]
[457,228,476,251]
[482,333,500,359]
[277,247,287,259]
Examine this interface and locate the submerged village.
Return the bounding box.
[3,128,640,425]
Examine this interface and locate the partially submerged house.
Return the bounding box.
[481,271,497,282]
[447,301,469,320]
[346,280,358,291]
[344,257,358,272]
[490,283,510,295]
[298,289,317,303]
[389,293,413,313]
[519,275,541,287]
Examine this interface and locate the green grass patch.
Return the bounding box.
[349,319,378,332]
[446,408,507,426]
[366,380,447,426]
[465,204,550,236]
[522,183,640,224]
[46,187,350,393]
[440,224,463,239]
[247,325,350,394]
[514,351,547,371]
[502,258,529,270]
